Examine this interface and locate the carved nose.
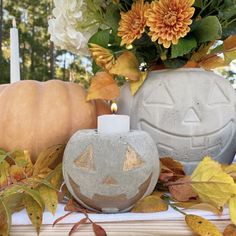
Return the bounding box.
[183,108,200,123]
[102,176,118,186]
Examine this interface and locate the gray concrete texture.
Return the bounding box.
[63,130,160,213]
[118,69,236,174]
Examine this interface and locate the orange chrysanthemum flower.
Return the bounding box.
[146,0,195,48]
[118,0,149,46]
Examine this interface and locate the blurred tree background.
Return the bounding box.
[0,0,235,86]
[0,0,91,84]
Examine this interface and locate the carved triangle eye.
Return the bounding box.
[144,83,174,107]
[123,146,144,171]
[74,145,96,171]
[208,83,229,105]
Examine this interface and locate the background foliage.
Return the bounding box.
[0,0,91,84]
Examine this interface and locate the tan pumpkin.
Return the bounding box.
[0,80,110,162]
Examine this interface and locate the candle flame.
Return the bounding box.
[111,102,118,114]
[12,18,17,28]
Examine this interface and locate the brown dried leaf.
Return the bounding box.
[109,51,141,81]
[159,157,185,183]
[64,199,94,214]
[69,218,88,236]
[168,176,198,202]
[53,212,73,227]
[223,224,236,236]
[160,157,185,175]
[185,214,222,236]
[86,72,120,101]
[92,223,107,236]
[132,195,168,213]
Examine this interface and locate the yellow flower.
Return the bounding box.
[89,43,115,71]
[118,0,149,46]
[146,0,195,48]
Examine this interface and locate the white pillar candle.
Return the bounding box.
[10,18,21,83]
[98,103,130,134]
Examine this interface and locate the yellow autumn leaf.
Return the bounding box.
[185,214,222,236]
[109,51,141,81]
[89,43,115,71]
[131,193,168,213]
[130,71,148,95]
[222,163,236,180]
[86,71,120,101]
[24,195,43,235]
[175,202,222,216]
[39,185,58,215]
[191,156,236,208]
[229,196,236,225]
[223,35,236,64]
[13,150,33,176]
[33,144,65,177]
[0,161,10,189]
[191,42,214,62]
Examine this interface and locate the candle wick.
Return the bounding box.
[12,18,17,28]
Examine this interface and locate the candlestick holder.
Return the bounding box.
[63,129,160,213]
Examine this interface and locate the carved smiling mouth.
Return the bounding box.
[67,173,152,213]
[139,120,234,164]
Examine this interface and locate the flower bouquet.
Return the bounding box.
[49,0,236,98]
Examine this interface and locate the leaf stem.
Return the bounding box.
[162,195,187,216]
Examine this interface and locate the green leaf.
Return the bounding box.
[88,29,110,48]
[24,195,43,235]
[19,186,45,209]
[0,199,11,236]
[39,185,58,215]
[171,36,197,58]
[163,58,188,69]
[193,16,222,43]
[92,60,102,74]
[104,4,120,31]
[194,0,203,8]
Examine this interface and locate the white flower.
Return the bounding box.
[48,0,99,55]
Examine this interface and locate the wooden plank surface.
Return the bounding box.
[11,220,230,236]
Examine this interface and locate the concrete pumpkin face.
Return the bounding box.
[63,130,160,213]
[118,69,236,173]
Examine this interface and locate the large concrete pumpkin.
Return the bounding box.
[118,69,236,173]
[0,80,110,162]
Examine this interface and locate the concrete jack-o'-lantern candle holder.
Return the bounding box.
[63,130,160,213]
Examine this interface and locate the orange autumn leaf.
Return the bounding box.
[168,176,198,202]
[132,194,168,213]
[223,224,236,236]
[109,51,141,81]
[224,35,236,51]
[199,55,227,70]
[87,72,120,101]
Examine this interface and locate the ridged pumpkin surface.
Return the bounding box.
[0,80,110,162]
